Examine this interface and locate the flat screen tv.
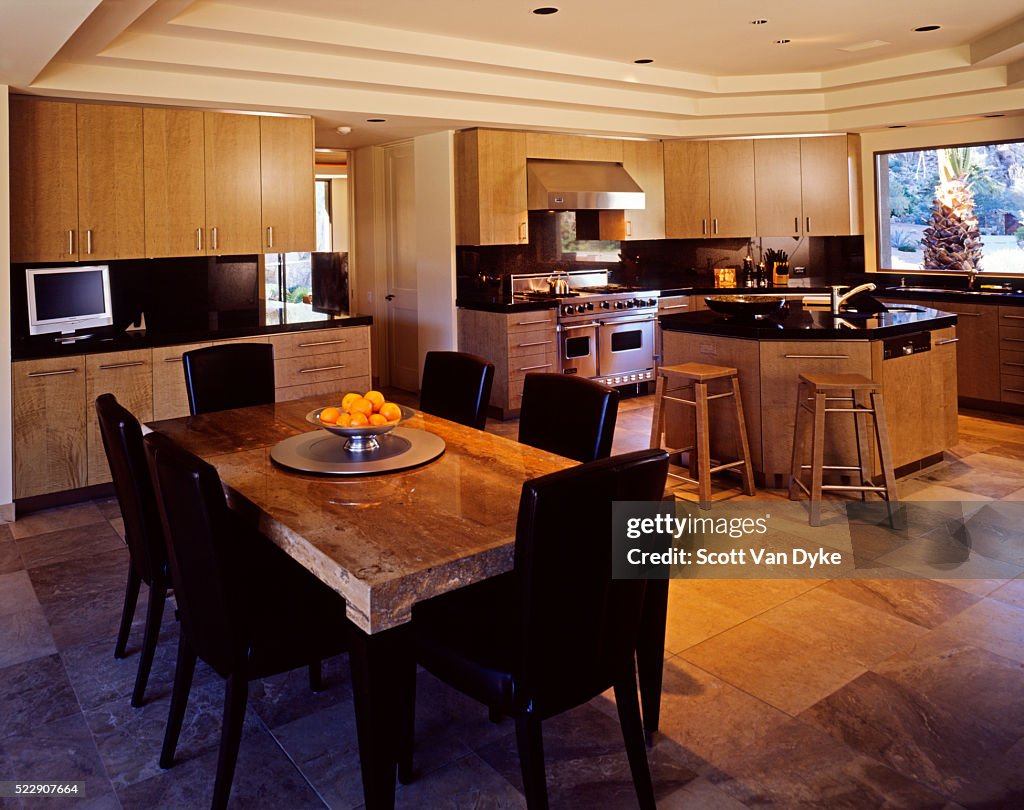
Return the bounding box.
[26,265,113,339]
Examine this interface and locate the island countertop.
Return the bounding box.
[660,304,957,340]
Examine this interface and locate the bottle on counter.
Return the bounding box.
[757,261,769,288]
[742,255,756,288]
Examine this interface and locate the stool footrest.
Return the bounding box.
[710,459,747,474]
[798,464,864,472]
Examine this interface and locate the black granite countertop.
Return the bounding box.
[660,304,956,340]
[877,285,1024,306]
[455,296,559,313]
[12,315,374,361]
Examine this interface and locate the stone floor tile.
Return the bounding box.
[0,524,13,543]
[658,776,750,810]
[662,584,752,653]
[0,607,58,670]
[680,618,866,716]
[9,503,107,540]
[0,543,23,576]
[15,522,125,571]
[953,735,1024,808]
[0,571,41,618]
[818,576,979,629]
[248,653,352,730]
[987,576,1024,610]
[394,753,525,809]
[93,498,123,521]
[668,577,821,618]
[0,654,80,740]
[874,532,1023,594]
[922,597,1024,664]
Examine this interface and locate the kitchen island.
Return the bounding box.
[660,303,959,487]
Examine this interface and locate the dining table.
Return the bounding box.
[147,394,669,809]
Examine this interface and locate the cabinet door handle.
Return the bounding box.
[660,303,690,310]
[937,338,959,345]
[27,368,79,378]
[625,220,632,237]
[713,218,719,235]
[515,319,551,326]
[298,338,348,348]
[212,226,218,251]
[86,229,93,255]
[98,361,145,371]
[196,227,203,251]
[519,221,528,243]
[68,229,75,256]
[559,322,600,331]
[783,354,849,359]
[267,225,274,248]
[299,363,347,374]
[794,217,799,234]
[701,219,707,235]
[806,217,811,233]
[517,363,553,372]
[517,340,552,347]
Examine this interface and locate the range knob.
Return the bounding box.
[626,299,636,308]
[586,302,594,311]
[601,301,611,309]
[575,304,586,314]
[615,301,625,309]
[562,305,574,315]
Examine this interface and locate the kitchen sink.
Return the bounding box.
[838,305,924,317]
[887,286,1017,296]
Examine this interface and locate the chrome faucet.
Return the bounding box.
[830,283,877,315]
[966,267,978,290]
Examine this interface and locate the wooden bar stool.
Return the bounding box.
[788,372,899,526]
[649,362,755,507]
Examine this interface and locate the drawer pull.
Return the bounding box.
[1003,338,1024,343]
[98,361,145,371]
[1004,387,1024,394]
[297,338,348,348]
[517,340,552,348]
[515,319,551,326]
[936,338,959,345]
[517,363,552,372]
[559,322,599,331]
[1002,314,1024,320]
[1004,361,1024,368]
[660,304,690,310]
[163,356,183,363]
[299,364,347,374]
[783,354,849,359]
[954,312,981,317]
[27,368,79,378]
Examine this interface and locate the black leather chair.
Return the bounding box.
[419,350,495,430]
[95,394,171,708]
[142,431,351,810]
[404,448,669,809]
[518,372,620,462]
[182,343,275,416]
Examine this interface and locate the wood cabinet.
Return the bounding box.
[77,104,145,261]
[457,308,557,417]
[455,129,528,246]
[800,135,862,236]
[664,140,755,238]
[999,307,1024,405]
[9,99,79,263]
[152,342,209,420]
[85,350,154,486]
[270,326,372,401]
[622,140,665,241]
[260,116,316,253]
[525,133,623,162]
[144,108,208,258]
[203,112,262,256]
[13,357,88,499]
[754,138,803,237]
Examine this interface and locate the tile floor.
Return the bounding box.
[1,398,1023,808]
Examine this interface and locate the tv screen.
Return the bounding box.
[27,265,113,337]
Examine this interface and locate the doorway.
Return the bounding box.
[382,141,419,392]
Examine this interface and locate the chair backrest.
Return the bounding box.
[517,373,619,462]
[182,343,275,416]
[143,431,243,676]
[419,351,495,430]
[513,448,669,716]
[95,394,166,585]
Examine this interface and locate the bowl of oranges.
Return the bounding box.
[307,391,414,453]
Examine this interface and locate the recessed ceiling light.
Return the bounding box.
[532,7,559,14]
[336,126,352,135]
[914,25,941,32]
[775,39,791,44]
[888,124,907,129]
[366,118,386,123]
[750,19,768,25]
[633,58,654,64]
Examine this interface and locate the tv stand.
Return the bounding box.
[55,333,93,345]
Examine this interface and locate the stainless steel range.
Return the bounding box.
[511,270,660,387]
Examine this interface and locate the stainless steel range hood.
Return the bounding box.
[526,159,645,210]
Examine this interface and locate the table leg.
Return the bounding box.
[637,578,668,747]
[349,623,415,810]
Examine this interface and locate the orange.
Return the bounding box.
[379,402,402,423]
[349,397,374,417]
[368,413,388,426]
[337,412,352,427]
[319,406,341,424]
[349,412,369,427]
[364,390,386,413]
[341,392,361,413]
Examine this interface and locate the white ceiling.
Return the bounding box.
[3,0,1023,148]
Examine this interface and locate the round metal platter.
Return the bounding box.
[270,426,445,476]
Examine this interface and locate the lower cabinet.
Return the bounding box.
[12,325,373,499]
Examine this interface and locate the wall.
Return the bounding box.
[860,117,1024,275]
[352,145,386,383]
[413,131,457,382]
[0,85,12,521]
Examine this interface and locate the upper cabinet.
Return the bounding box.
[525,133,623,162]
[11,97,315,261]
[260,115,316,253]
[622,140,665,241]
[754,138,803,237]
[664,140,755,238]
[455,129,528,246]
[800,135,862,236]
[203,112,262,255]
[10,99,145,263]
[143,108,208,258]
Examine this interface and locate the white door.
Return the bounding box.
[383,142,419,392]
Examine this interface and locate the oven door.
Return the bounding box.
[598,315,656,376]
[558,321,599,378]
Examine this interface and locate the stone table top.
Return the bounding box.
[148,397,574,634]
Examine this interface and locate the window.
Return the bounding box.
[557,211,620,263]
[315,179,332,253]
[876,139,1024,274]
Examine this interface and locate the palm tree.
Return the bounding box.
[921,147,983,271]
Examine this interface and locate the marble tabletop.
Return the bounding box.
[148,397,574,634]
